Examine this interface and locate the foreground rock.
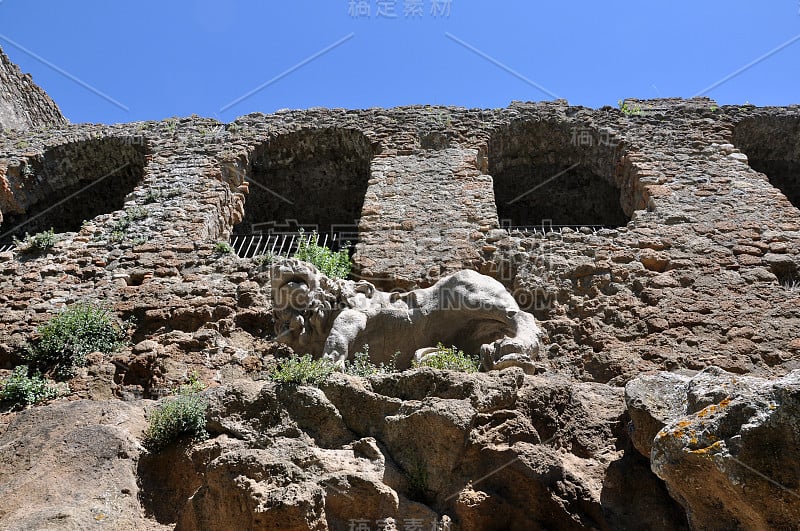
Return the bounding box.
[0,400,162,530]
[626,367,800,530]
[167,369,685,530]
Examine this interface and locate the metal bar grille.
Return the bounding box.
[230,233,355,259]
[505,224,619,235]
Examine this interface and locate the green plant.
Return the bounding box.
[270,354,336,386]
[15,228,58,254]
[143,385,208,452]
[254,252,275,270]
[412,343,480,373]
[0,366,67,408]
[24,302,126,379]
[125,206,148,221]
[113,215,131,234]
[109,230,126,243]
[344,346,398,377]
[293,231,352,279]
[214,241,233,255]
[143,189,162,204]
[164,120,178,135]
[617,99,643,117]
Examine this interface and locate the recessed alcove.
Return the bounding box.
[488,120,630,229]
[233,128,378,242]
[732,115,800,209]
[0,137,148,240]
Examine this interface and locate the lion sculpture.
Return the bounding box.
[270,258,542,374]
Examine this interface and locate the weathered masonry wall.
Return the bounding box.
[0,48,66,132]
[0,137,148,239]
[0,99,799,395]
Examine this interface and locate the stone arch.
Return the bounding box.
[0,136,148,240]
[488,120,630,228]
[234,128,379,238]
[732,115,800,210]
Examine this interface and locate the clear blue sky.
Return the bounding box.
[1,1,798,124]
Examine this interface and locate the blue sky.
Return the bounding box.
[1,1,798,124]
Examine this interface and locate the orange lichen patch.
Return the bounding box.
[689,440,724,455]
[696,396,732,418]
[676,420,692,428]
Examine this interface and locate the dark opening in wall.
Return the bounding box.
[488,120,629,228]
[0,137,148,240]
[234,128,378,238]
[733,115,800,209]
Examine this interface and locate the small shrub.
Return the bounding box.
[412,343,479,373]
[254,252,275,270]
[344,346,398,377]
[15,228,57,254]
[125,206,148,221]
[214,241,233,255]
[143,388,208,452]
[0,366,67,408]
[293,231,352,279]
[270,354,336,386]
[24,302,126,379]
[617,99,643,117]
[143,189,162,204]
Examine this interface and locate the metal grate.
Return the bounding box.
[505,224,620,236]
[229,232,355,259]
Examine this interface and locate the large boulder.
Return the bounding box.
[163,369,686,530]
[0,400,156,530]
[626,367,800,529]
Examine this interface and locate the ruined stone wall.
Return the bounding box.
[0,47,66,131]
[0,99,798,396]
[1,98,800,530]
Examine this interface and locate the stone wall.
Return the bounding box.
[0,99,798,391]
[0,47,66,131]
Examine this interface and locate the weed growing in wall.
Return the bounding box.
[24,302,126,379]
[214,241,233,255]
[344,346,398,376]
[270,354,337,386]
[14,228,57,255]
[0,366,68,409]
[412,343,480,372]
[143,374,208,452]
[293,231,352,279]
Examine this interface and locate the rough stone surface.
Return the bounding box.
[165,369,687,530]
[0,97,798,529]
[627,367,800,530]
[0,46,66,132]
[0,399,163,530]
